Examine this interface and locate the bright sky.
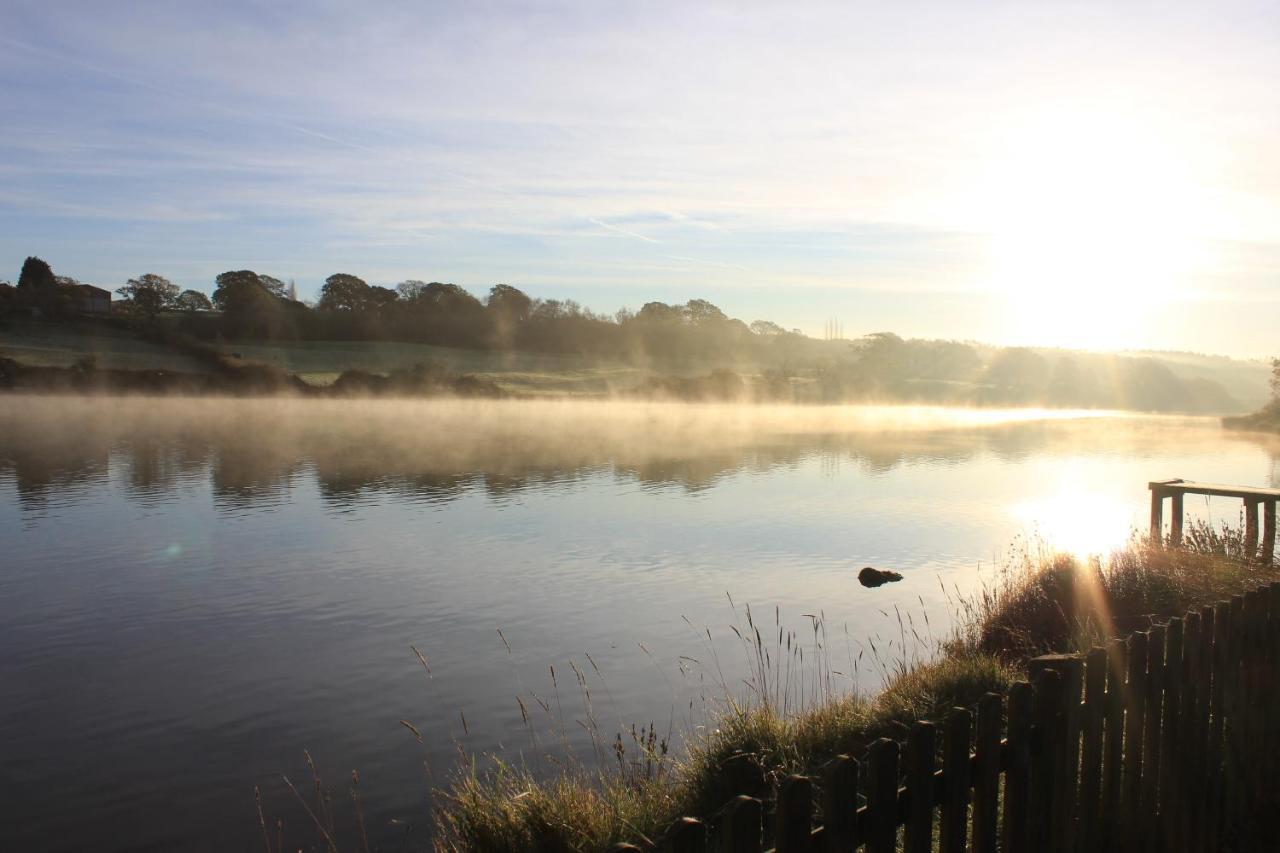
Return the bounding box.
[2,1,1277,356]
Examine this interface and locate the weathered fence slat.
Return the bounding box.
[1206,600,1231,846]
[865,738,898,853]
[939,708,971,853]
[774,775,811,853]
[1225,595,1244,828]
[1122,631,1148,851]
[819,756,856,853]
[971,692,1002,853]
[1192,605,1214,853]
[902,722,935,853]
[1002,681,1033,853]
[1101,638,1127,845]
[720,796,762,853]
[1029,668,1064,852]
[1141,624,1166,840]
[1029,654,1083,851]
[666,816,706,853]
[1160,617,1184,851]
[1078,647,1107,853]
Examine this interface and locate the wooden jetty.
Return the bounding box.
[1149,478,1278,561]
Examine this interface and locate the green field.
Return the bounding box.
[0,320,211,373]
[223,339,661,394]
[0,322,682,395]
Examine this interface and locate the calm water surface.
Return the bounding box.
[2,397,1277,851]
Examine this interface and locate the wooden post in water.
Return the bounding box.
[1150,489,1165,543]
[1245,500,1260,560]
[1171,492,1185,546]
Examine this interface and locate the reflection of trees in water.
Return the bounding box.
[122,436,209,503]
[0,400,1259,512]
[0,428,112,510]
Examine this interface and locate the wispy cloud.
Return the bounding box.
[0,1,1277,352]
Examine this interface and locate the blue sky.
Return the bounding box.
[2,1,1277,356]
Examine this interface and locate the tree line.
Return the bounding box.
[1,255,811,364]
[0,255,1257,414]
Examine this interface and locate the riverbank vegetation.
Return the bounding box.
[1224,358,1280,432]
[2,256,1270,411]
[432,524,1278,851]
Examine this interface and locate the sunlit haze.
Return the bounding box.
[3,1,1277,355]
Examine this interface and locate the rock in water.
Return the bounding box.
[858,567,903,587]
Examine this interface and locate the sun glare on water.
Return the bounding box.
[1012,481,1136,559]
[981,108,1214,351]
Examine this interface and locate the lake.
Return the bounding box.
[2,397,1276,851]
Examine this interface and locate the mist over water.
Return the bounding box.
[2,397,1277,851]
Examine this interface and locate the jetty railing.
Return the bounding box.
[615,581,1280,852]
[1149,478,1278,561]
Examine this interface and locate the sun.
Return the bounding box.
[978,107,1214,350]
[1013,490,1134,560]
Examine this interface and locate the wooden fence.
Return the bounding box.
[614,580,1280,852]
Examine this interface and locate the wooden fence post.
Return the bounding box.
[971,693,1002,853]
[720,796,762,853]
[865,738,899,853]
[820,756,857,853]
[903,722,935,853]
[1029,668,1065,853]
[774,775,811,853]
[1030,654,1083,851]
[1245,500,1260,559]
[940,708,971,853]
[1078,647,1107,853]
[1002,681,1033,853]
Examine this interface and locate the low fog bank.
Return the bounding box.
[3,307,1269,415]
[1,396,1258,510]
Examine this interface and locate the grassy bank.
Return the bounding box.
[433,524,1277,851]
[1224,399,1280,433]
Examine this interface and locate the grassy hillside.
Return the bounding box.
[224,340,665,394]
[1,317,1269,408]
[0,319,211,373]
